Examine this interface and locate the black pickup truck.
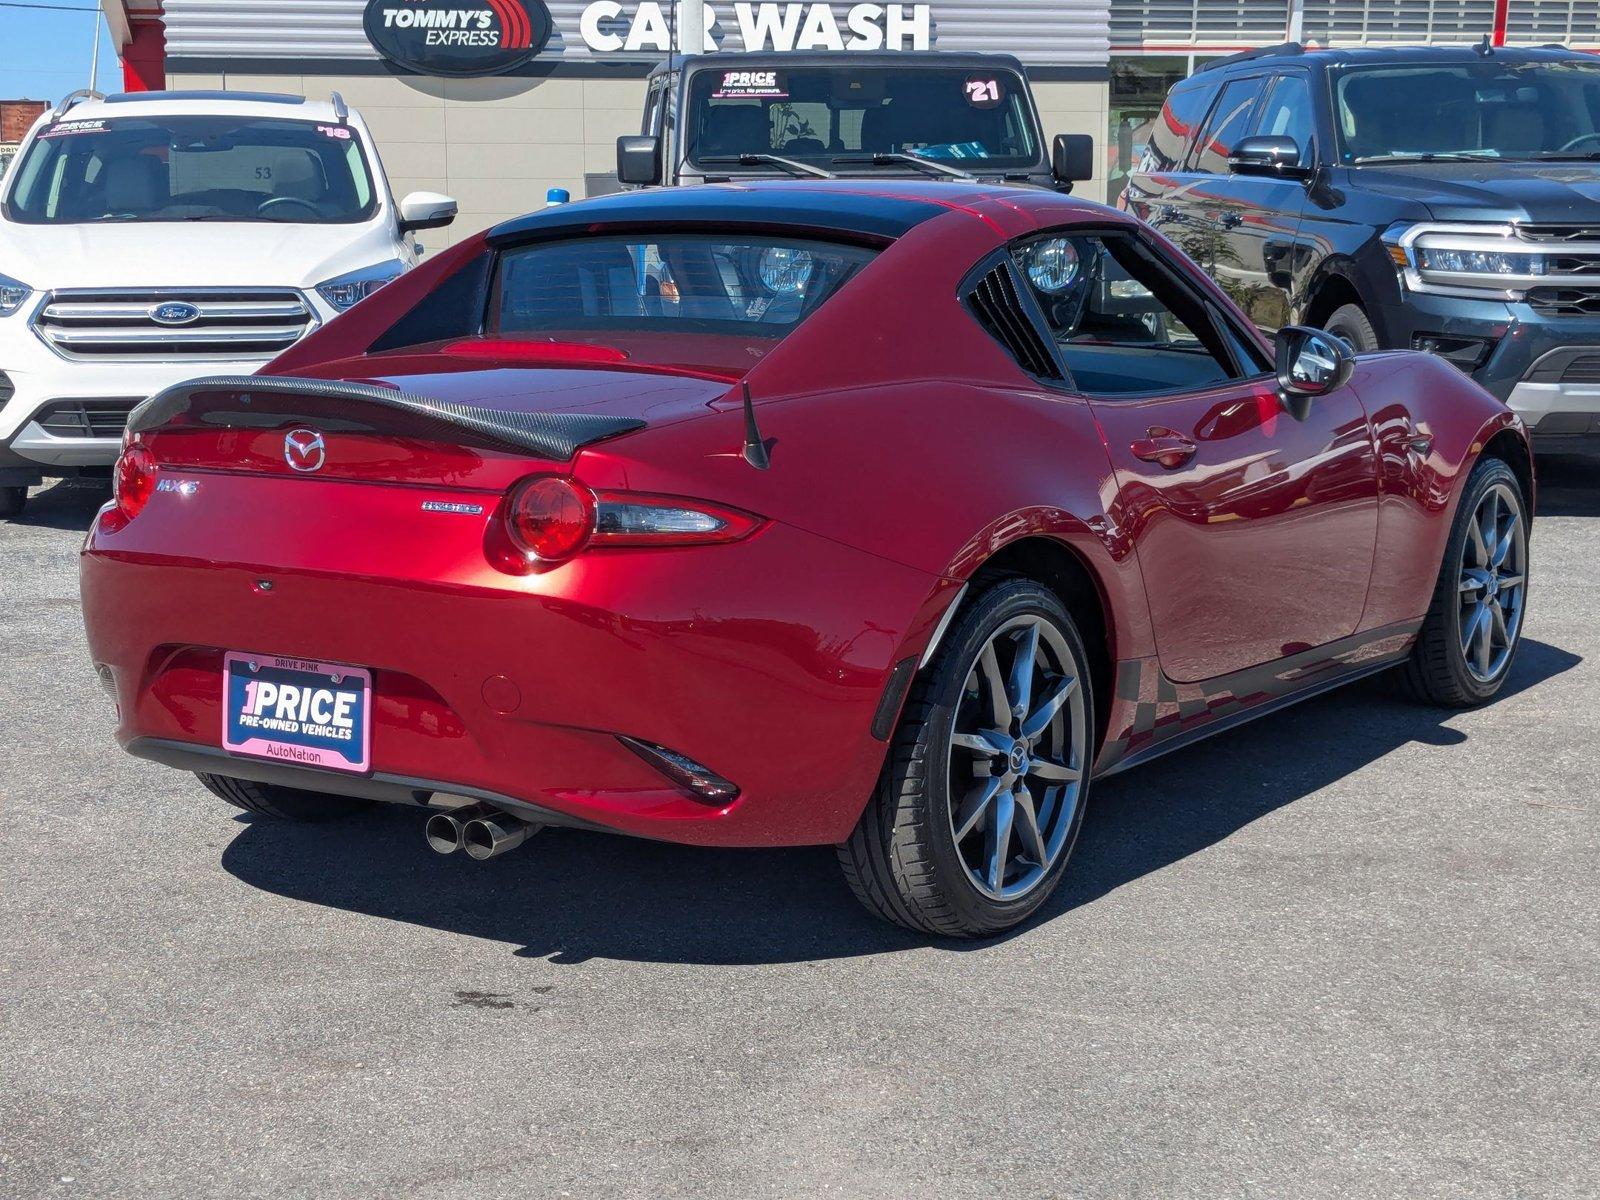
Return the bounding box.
[601,51,1093,194]
[1124,42,1600,451]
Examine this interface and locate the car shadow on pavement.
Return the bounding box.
[10,479,109,531]
[1534,454,1600,517]
[219,637,1581,966]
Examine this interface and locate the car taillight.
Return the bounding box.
[505,476,596,562]
[492,478,764,572]
[114,443,158,519]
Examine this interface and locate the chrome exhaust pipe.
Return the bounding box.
[424,803,496,856]
[461,810,541,861]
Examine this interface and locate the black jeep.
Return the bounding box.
[1125,42,1600,451]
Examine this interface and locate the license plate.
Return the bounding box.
[221,652,372,774]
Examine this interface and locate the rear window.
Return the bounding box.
[490,234,876,340]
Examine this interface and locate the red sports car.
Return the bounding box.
[80,181,1533,937]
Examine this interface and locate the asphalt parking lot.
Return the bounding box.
[1,464,1596,1200]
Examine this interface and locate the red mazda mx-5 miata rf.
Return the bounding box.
[81,181,1533,936]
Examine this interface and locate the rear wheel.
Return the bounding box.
[838,578,1094,938]
[196,772,369,821]
[0,486,27,518]
[1400,457,1529,707]
[1323,302,1379,352]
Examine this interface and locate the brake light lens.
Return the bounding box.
[492,478,765,573]
[505,476,596,562]
[113,443,158,519]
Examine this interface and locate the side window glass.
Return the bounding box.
[644,85,665,135]
[1257,75,1315,166]
[1010,232,1245,397]
[1188,76,1267,174]
[1144,84,1213,172]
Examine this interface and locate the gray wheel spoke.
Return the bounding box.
[952,730,1007,759]
[1465,519,1490,568]
[1491,526,1516,569]
[985,790,1016,892]
[1497,573,1524,593]
[1490,601,1510,648]
[1461,602,1490,658]
[977,642,1011,731]
[1007,623,1039,722]
[1020,675,1077,743]
[1459,569,1490,595]
[954,774,1005,842]
[1475,605,1494,676]
[1012,787,1049,867]
[1029,757,1081,783]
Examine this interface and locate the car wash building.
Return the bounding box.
[97,0,1598,244]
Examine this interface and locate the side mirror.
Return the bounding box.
[617,135,663,187]
[397,191,457,233]
[1229,135,1309,178]
[1051,133,1094,189]
[1276,325,1354,399]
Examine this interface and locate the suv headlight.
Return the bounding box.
[315,260,405,312]
[1383,223,1553,298]
[0,272,33,317]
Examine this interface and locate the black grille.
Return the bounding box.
[1515,225,1600,243]
[1527,287,1600,318]
[1560,355,1600,385]
[35,399,140,439]
[0,371,13,406]
[966,264,1062,381]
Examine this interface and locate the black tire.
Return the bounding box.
[196,772,370,821]
[1322,303,1380,353]
[1399,456,1529,708]
[0,486,27,518]
[838,578,1095,938]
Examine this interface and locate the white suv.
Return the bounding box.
[0,89,457,517]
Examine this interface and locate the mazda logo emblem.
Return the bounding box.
[284,429,327,473]
[150,301,201,326]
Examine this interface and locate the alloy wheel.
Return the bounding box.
[946,615,1088,902]
[1458,481,1527,684]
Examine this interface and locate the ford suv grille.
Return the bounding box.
[35,399,142,439]
[33,289,315,361]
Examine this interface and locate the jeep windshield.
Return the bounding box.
[1336,60,1600,164]
[684,65,1040,172]
[4,116,377,224]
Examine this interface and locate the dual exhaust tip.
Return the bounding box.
[425,803,540,861]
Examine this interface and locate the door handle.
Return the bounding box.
[1131,428,1198,470]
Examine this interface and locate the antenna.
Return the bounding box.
[1476,33,1494,56]
[741,383,770,471]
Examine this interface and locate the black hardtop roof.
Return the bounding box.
[1194,40,1594,78]
[648,50,1028,80]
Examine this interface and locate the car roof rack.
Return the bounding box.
[1196,42,1304,73]
[51,88,105,120]
[331,91,348,124]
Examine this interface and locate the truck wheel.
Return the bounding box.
[838,578,1094,938]
[1399,457,1529,708]
[0,486,28,518]
[1323,303,1379,352]
[196,773,370,821]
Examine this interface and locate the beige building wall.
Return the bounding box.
[168,70,645,250]
[1031,79,1110,205]
[169,70,1110,240]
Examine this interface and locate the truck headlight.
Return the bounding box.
[1384,223,1555,298]
[315,261,404,312]
[0,272,33,317]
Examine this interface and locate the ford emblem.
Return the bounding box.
[150,301,201,326]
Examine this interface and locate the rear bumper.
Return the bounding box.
[81,510,945,848]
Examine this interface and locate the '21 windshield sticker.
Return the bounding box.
[714,70,788,100]
[965,76,1006,109]
[223,653,371,774]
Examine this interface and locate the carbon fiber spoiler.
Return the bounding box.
[127,375,647,461]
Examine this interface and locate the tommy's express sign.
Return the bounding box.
[363,0,554,75]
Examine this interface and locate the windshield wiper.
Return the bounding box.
[699,153,836,179]
[1353,152,1502,164]
[1525,151,1600,162]
[833,152,978,181]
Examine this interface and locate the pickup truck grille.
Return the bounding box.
[1516,225,1600,244]
[33,289,314,361]
[1527,287,1600,318]
[35,399,141,439]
